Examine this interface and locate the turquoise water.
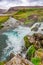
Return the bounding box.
[0,26,31,61]
[0,22,43,61]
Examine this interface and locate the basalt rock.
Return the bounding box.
[31,24,41,31]
[5,55,34,65]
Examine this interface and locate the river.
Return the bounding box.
[0,22,43,61]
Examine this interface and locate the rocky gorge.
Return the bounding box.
[0,16,43,65]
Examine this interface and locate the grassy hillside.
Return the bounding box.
[0,16,9,24]
[0,16,9,29]
[0,8,43,29]
[13,8,43,24]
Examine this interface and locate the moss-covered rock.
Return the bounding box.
[31,57,41,65]
[35,49,43,59]
[26,45,36,60]
[24,36,31,48]
[24,33,43,50]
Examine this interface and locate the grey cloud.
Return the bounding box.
[28,0,43,2]
[0,0,22,2]
[29,0,38,2]
[0,0,23,5]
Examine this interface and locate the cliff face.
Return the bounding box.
[5,55,33,65]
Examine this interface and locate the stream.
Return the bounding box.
[0,22,43,61]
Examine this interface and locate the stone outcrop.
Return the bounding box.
[24,33,43,49]
[5,55,33,65]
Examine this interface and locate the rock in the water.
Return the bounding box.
[31,23,41,31]
[31,26,38,31]
[5,55,33,65]
[6,53,15,61]
[41,29,43,31]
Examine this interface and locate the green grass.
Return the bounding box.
[0,62,4,65]
[13,11,33,19]
[31,57,41,65]
[0,16,9,24]
[0,16,9,29]
[13,8,43,24]
[24,19,34,25]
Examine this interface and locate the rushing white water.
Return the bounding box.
[0,22,43,61]
[1,26,31,60]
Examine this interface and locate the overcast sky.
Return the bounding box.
[0,0,43,9]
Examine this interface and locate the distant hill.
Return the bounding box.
[0,6,43,14]
[0,9,7,14]
[7,6,43,13]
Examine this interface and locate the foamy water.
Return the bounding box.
[0,22,43,61]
